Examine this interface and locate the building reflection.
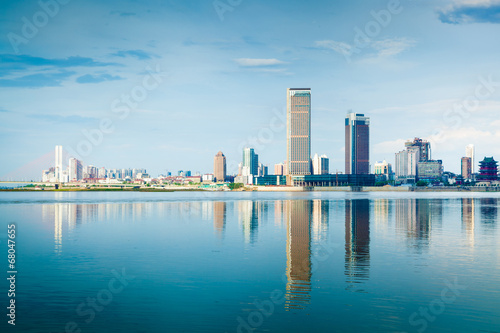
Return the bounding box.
[238,201,259,244]
[284,200,312,310]
[345,199,370,290]
[480,198,498,226]
[213,202,226,239]
[461,198,475,246]
[394,199,432,250]
[312,199,329,242]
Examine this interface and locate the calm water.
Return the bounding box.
[0,192,499,333]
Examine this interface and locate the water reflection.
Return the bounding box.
[213,202,226,239]
[284,200,312,310]
[480,198,498,226]
[345,200,370,290]
[395,199,432,250]
[238,201,259,244]
[462,198,475,247]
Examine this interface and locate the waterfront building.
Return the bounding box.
[345,113,370,175]
[68,158,83,181]
[274,163,284,176]
[477,157,498,182]
[461,157,472,180]
[405,138,431,162]
[286,88,312,176]
[214,151,227,182]
[243,148,258,176]
[312,154,329,175]
[466,144,475,174]
[55,145,63,182]
[417,160,443,181]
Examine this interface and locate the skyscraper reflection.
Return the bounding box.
[213,202,226,239]
[312,199,329,242]
[54,203,63,254]
[395,199,432,250]
[285,200,312,310]
[480,198,498,227]
[238,201,258,244]
[461,198,475,247]
[345,199,370,290]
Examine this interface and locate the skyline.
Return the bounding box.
[1,0,500,180]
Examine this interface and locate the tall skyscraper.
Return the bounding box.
[286,88,311,176]
[461,157,472,180]
[214,151,226,182]
[242,148,258,176]
[55,145,63,182]
[466,144,475,174]
[345,113,370,175]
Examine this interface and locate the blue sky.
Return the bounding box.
[1,0,500,180]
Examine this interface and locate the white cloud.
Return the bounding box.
[373,139,408,154]
[233,58,286,67]
[315,40,352,55]
[371,38,416,57]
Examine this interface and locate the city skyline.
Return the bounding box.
[1,0,500,180]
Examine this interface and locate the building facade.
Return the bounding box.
[68,158,83,181]
[274,163,284,176]
[312,154,329,175]
[417,160,443,181]
[286,88,311,175]
[405,138,431,162]
[478,157,498,182]
[461,157,472,180]
[214,151,226,182]
[345,113,370,175]
[55,145,63,182]
[243,148,258,176]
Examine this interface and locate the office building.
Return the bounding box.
[461,157,472,180]
[405,138,431,162]
[417,160,443,181]
[68,158,83,181]
[274,163,284,176]
[312,154,329,175]
[214,151,227,182]
[374,160,393,181]
[243,148,258,176]
[345,113,370,175]
[286,88,312,176]
[258,163,268,177]
[466,144,475,174]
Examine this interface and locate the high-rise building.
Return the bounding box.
[405,138,431,162]
[461,157,472,180]
[243,148,258,176]
[214,151,226,182]
[466,144,475,174]
[55,145,63,182]
[395,147,420,182]
[286,88,311,176]
[68,158,83,181]
[312,153,329,175]
[258,163,268,177]
[345,113,370,175]
[274,163,284,176]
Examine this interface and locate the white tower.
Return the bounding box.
[55,145,63,182]
[466,144,475,174]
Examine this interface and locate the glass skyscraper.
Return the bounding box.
[286,88,311,176]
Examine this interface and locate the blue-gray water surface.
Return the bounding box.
[0,191,499,333]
